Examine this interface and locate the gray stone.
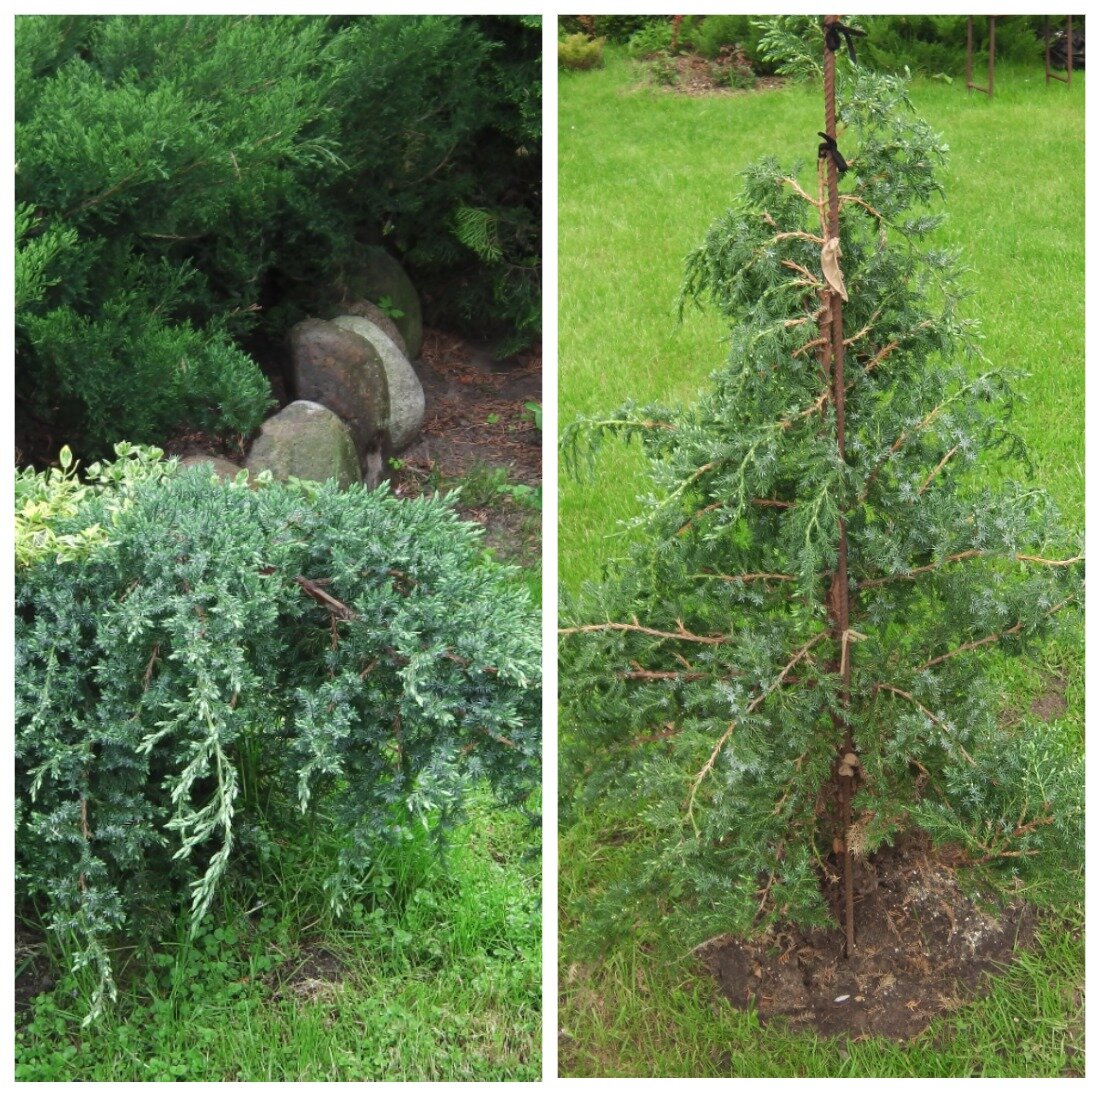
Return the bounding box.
[289,318,389,462]
[245,401,360,489]
[179,454,245,481]
[344,246,422,357]
[332,314,425,452]
[341,299,407,357]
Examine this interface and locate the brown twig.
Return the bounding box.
[142,643,160,692]
[781,176,825,208]
[559,620,730,645]
[918,445,959,495]
[916,595,1076,672]
[294,576,357,621]
[619,663,709,682]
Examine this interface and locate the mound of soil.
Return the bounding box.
[699,832,1035,1040]
[644,53,786,97]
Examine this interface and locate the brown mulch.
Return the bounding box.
[393,329,541,565]
[644,54,787,97]
[699,831,1035,1040]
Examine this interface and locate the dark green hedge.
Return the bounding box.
[15,15,541,460]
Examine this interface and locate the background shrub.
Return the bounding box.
[861,15,1046,76]
[610,15,1062,81]
[559,33,605,71]
[16,450,541,1018]
[15,15,541,462]
[625,20,674,60]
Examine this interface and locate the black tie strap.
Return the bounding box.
[825,21,865,64]
[817,132,848,176]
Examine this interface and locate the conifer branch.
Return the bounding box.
[780,176,824,209]
[1016,554,1084,567]
[859,371,998,503]
[781,258,824,289]
[618,663,709,682]
[858,553,1082,593]
[915,595,1075,672]
[559,620,731,645]
[918,445,959,494]
[839,194,885,221]
[772,229,826,247]
[841,306,884,348]
[692,570,798,585]
[686,631,829,828]
[858,550,1082,594]
[860,339,899,373]
[792,334,829,359]
[857,549,985,590]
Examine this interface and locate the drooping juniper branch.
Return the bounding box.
[873,683,979,765]
[618,665,710,682]
[916,595,1076,671]
[692,570,798,585]
[781,175,825,209]
[839,193,885,221]
[858,370,1000,503]
[918,445,960,495]
[685,630,830,827]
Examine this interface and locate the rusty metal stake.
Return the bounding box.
[1045,15,1073,85]
[966,16,996,97]
[822,14,856,960]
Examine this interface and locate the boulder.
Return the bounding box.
[343,246,423,357]
[289,318,389,461]
[332,314,425,452]
[342,299,407,357]
[245,401,360,489]
[179,454,245,481]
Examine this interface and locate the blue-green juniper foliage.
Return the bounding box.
[559,69,1082,946]
[16,450,540,1020]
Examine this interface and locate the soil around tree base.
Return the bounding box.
[699,831,1035,1041]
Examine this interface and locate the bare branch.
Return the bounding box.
[559,619,730,645]
[918,445,959,495]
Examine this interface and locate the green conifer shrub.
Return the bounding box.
[559,68,1082,947]
[17,448,540,1019]
[15,15,541,459]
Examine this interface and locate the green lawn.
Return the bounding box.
[558,51,1083,1077]
[17,789,541,1082]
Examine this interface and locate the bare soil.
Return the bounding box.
[643,54,787,97]
[1030,672,1068,722]
[267,941,348,1005]
[699,830,1035,1040]
[15,920,53,1015]
[391,329,542,567]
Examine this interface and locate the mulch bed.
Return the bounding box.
[643,54,787,97]
[699,831,1035,1040]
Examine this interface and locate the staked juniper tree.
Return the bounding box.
[559,63,1082,949]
